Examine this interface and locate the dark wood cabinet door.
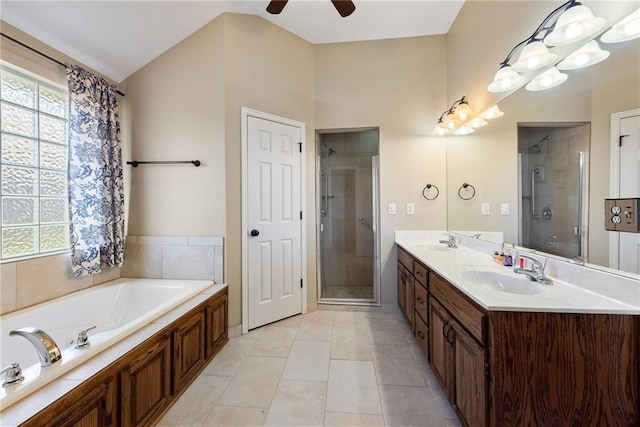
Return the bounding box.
[405,275,414,330]
[429,297,452,399]
[206,291,229,359]
[121,334,172,427]
[397,262,406,313]
[173,310,206,393]
[24,374,117,427]
[452,321,487,427]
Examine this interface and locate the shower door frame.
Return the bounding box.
[315,129,381,306]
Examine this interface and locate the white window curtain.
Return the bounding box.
[66,65,124,277]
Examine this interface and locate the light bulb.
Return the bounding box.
[453,126,475,136]
[602,8,640,43]
[623,18,640,37]
[470,117,488,128]
[573,53,590,67]
[564,22,583,41]
[482,105,504,120]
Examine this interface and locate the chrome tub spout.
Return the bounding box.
[9,327,62,366]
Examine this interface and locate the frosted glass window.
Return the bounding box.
[1,134,38,167]
[1,63,69,260]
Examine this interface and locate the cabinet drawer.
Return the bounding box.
[430,272,486,345]
[397,245,414,271]
[414,282,428,324]
[414,261,428,288]
[414,313,429,359]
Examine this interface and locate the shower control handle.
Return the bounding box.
[250,229,260,237]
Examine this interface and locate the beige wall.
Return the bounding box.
[223,14,316,326]
[315,36,448,304]
[446,1,640,267]
[124,17,226,238]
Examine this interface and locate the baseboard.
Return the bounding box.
[228,324,243,338]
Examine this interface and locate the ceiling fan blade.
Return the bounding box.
[266,0,288,15]
[331,0,356,17]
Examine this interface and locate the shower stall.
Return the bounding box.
[317,129,380,303]
[518,124,589,261]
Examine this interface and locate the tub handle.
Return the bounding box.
[75,326,97,349]
[1,362,24,387]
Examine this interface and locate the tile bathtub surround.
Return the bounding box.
[158,309,461,427]
[0,253,122,315]
[122,235,224,283]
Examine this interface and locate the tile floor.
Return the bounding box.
[158,308,461,427]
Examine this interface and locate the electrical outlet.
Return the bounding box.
[407,203,414,215]
[482,203,490,215]
[501,203,510,215]
[388,203,396,215]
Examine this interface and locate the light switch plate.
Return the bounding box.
[407,203,414,215]
[501,203,510,215]
[388,203,396,215]
[482,203,490,215]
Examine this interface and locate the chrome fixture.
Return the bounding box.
[488,0,609,93]
[75,325,97,349]
[1,363,24,387]
[471,233,482,239]
[9,327,62,366]
[513,255,553,285]
[439,233,458,248]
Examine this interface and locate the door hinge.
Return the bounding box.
[298,142,302,153]
[484,361,490,376]
[300,279,303,288]
[300,211,303,220]
[620,134,629,147]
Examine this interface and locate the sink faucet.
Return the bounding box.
[439,233,457,248]
[10,327,62,366]
[513,255,553,285]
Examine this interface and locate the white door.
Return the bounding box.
[616,114,640,274]
[246,114,303,329]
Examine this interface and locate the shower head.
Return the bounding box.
[528,135,550,153]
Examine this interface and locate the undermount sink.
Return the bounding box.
[408,243,451,252]
[460,269,541,295]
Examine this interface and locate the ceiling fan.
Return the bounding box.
[266,0,356,18]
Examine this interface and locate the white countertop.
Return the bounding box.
[396,233,640,315]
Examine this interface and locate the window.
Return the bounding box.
[1,63,70,260]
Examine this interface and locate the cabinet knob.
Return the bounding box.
[250,229,260,237]
[417,297,424,304]
[417,331,425,339]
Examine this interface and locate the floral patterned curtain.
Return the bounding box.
[67,65,124,277]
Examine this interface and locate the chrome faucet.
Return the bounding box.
[9,327,62,366]
[513,255,553,285]
[439,233,457,248]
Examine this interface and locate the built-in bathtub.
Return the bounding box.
[0,278,215,411]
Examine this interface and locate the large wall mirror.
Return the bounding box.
[446,3,639,275]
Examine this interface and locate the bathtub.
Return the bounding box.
[0,278,214,411]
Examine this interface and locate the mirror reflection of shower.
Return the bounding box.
[317,129,380,303]
[518,124,589,261]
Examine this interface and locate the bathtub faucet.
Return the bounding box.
[9,327,62,366]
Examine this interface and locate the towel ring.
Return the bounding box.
[422,183,439,201]
[458,183,476,200]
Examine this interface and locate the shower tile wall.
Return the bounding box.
[320,131,377,300]
[519,124,589,259]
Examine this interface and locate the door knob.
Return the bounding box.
[250,229,260,237]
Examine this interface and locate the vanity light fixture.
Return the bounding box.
[487,0,606,94]
[601,8,640,43]
[432,98,502,136]
[481,105,504,120]
[544,4,605,46]
[525,66,568,91]
[511,41,557,72]
[557,40,609,70]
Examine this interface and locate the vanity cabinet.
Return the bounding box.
[397,246,415,330]
[22,287,229,427]
[397,243,640,426]
[429,272,488,427]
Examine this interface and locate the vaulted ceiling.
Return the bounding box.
[1,1,465,83]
